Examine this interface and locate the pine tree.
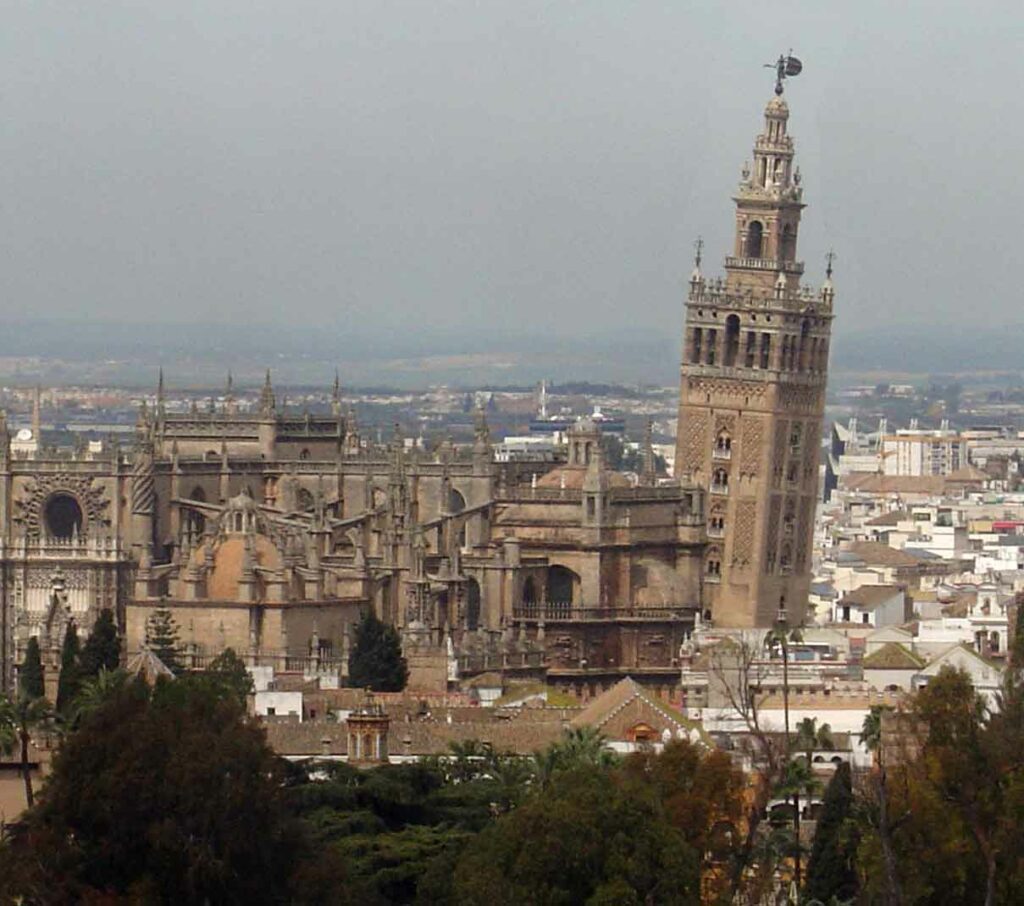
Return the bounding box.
[19,637,45,701]
[55,623,81,714]
[80,609,121,679]
[348,611,408,692]
[145,607,183,675]
[804,761,858,904]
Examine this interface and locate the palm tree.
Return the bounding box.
[71,668,127,726]
[860,705,891,757]
[0,692,53,809]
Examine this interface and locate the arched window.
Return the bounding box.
[780,224,796,261]
[706,551,721,577]
[745,221,764,258]
[724,314,741,367]
[45,494,83,539]
[466,578,481,631]
[299,448,311,461]
[712,468,729,492]
[798,319,810,372]
[546,566,580,606]
[522,576,538,605]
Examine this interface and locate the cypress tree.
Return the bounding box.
[19,637,45,700]
[348,611,408,692]
[145,607,183,674]
[55,623,81,713]
[805,761,858,904]
[80,609,122,679]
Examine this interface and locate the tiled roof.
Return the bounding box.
[839,584,903,609]
[847,541,928,568]
[863,643,925,670]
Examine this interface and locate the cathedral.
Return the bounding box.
[0,77,832,695]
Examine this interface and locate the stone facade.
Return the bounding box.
[675,90,834,628]
[0,381,707,695]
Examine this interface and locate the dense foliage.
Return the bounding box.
[79,608,122,678]
[54,622,80,713]
[145,606,183,673]
[18,636,45,700]
[0,673,297,904]
[348,611,409,692]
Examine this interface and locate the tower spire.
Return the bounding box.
[332,369,342,417]
[259,369,276,416]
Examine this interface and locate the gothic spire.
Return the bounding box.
[259,369,276,416]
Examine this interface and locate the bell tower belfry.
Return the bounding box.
[675,62,834,628]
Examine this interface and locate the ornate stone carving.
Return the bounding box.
[739,416,764,475]
[778,385,822,412]
[131,447,155,515]
[802,423,820,480]
[26,567,88,590]
[678,410,711,475]
[771,421,788,490]
[730,499,757,569]
[796,496,815,571]
[765,496,781,574]
[691,378,768,400]
[14,474,110,538]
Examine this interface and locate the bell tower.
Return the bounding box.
[675,62,834,628]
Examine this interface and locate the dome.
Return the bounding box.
[197,535,282,600]
[765,95,789,117]
[536,464,631,491]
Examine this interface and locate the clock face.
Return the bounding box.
[16,428,33,441]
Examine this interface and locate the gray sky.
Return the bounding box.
[0,1,1020,344]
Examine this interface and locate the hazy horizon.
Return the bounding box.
[1,1,1020,352]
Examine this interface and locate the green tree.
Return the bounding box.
[146,606,183,674]
[451,767,700,905]
[348,611,408,692]
[0,692,52,810]
[54,622,81,714]
[0,676,300,904]
[72,668,127,724]
[79,608,121,678]
[19,636,45,700]
[619,739,746,902]
[805,761,858,904]
[201,647,255,709]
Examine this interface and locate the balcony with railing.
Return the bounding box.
[712,446,732,461]
[511,602,696,622]
[724,256,804,276]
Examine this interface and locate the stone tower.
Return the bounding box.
[675,85,834,628]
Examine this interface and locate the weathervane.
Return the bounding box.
[825,249,836,279]
[694,236,704,270]
[765,51,803,95]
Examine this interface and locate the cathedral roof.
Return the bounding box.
[535,464,631,491]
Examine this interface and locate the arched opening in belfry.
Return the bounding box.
[465,577,481,631]
[45,493,83,540]
[745,221,764,258]
[798,319,810,372]
[724,315,741,367]
[546,566,580,607]
[780,224,796,261]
